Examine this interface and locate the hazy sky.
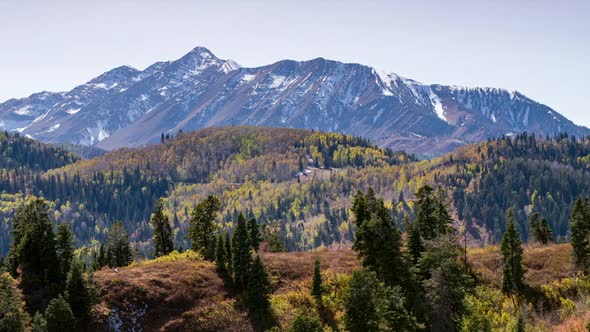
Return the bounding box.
[1,0,588,126]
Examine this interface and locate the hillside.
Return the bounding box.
[1,126,590,255]
[1,47,587,154]
[89,245,590,331]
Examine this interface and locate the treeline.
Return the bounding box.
[0,131,78,171]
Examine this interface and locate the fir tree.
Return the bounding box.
[150,199,174,257]
[248,218,261,252]
[188,195,221,260]
[529,213,542,243]
[571,198,590,272]
[247,256,272,321]
[501,209,525,295]
[232,213,252,289]
[311,258,323,303]
[44,295,75,332]
[215,234,226,271]
[419,235,472,331]
[55,223,75,281]
[538,218,554,244]
[351,189,407,286]
[106,221,132,268]
[344,268,417,332]
[65,261,92,322]
[407,221,423,265]
[225,232,232,274]
[10,199,61,313]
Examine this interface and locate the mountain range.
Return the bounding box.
[0,46,587,154]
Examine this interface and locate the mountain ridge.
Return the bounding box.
[1,46,587,154]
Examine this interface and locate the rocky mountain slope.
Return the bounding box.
[0,47,587,154]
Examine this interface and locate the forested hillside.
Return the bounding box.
[2,126,590,331]
[1,126,590,256]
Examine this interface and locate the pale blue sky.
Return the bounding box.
[1,0,588,126]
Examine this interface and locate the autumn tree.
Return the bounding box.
[0,272,29,331]
[150,198,174,257]
[188,195,221,260]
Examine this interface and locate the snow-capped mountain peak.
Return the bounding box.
[0,46,586,154]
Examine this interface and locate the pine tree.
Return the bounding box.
[65,261,92,322]
[539,218,554,244]
[414,185,437,240]
[311,258,323,303]
[56,223,75,281]
[529,213,542,243]
[44,295,75,332]
[571,198,590,272]
[247,256,272,321]
[150,199,174,257]
[10,199,61,313]
[225,232,232,274]
[188,195,221,260]
[419,235,472,331]
[407,221,423,265]
[344,268,417,332]
[501,209,525,295]
[232,213,252,289]
[106,221,132,268]
[248,218,261,252]
[351,189,407,286]
[215,234,226,271]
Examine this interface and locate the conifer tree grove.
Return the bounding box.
[150,198,174,257]
[501,209,525,295]
[188,195,221,260]
[232,213,252,289]
[571,198,590,272]
[311,258,323,303]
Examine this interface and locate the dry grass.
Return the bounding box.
[468,243,574,287]
[91,244,580,331]
[92,256,249,331]
[260,249,358,293]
